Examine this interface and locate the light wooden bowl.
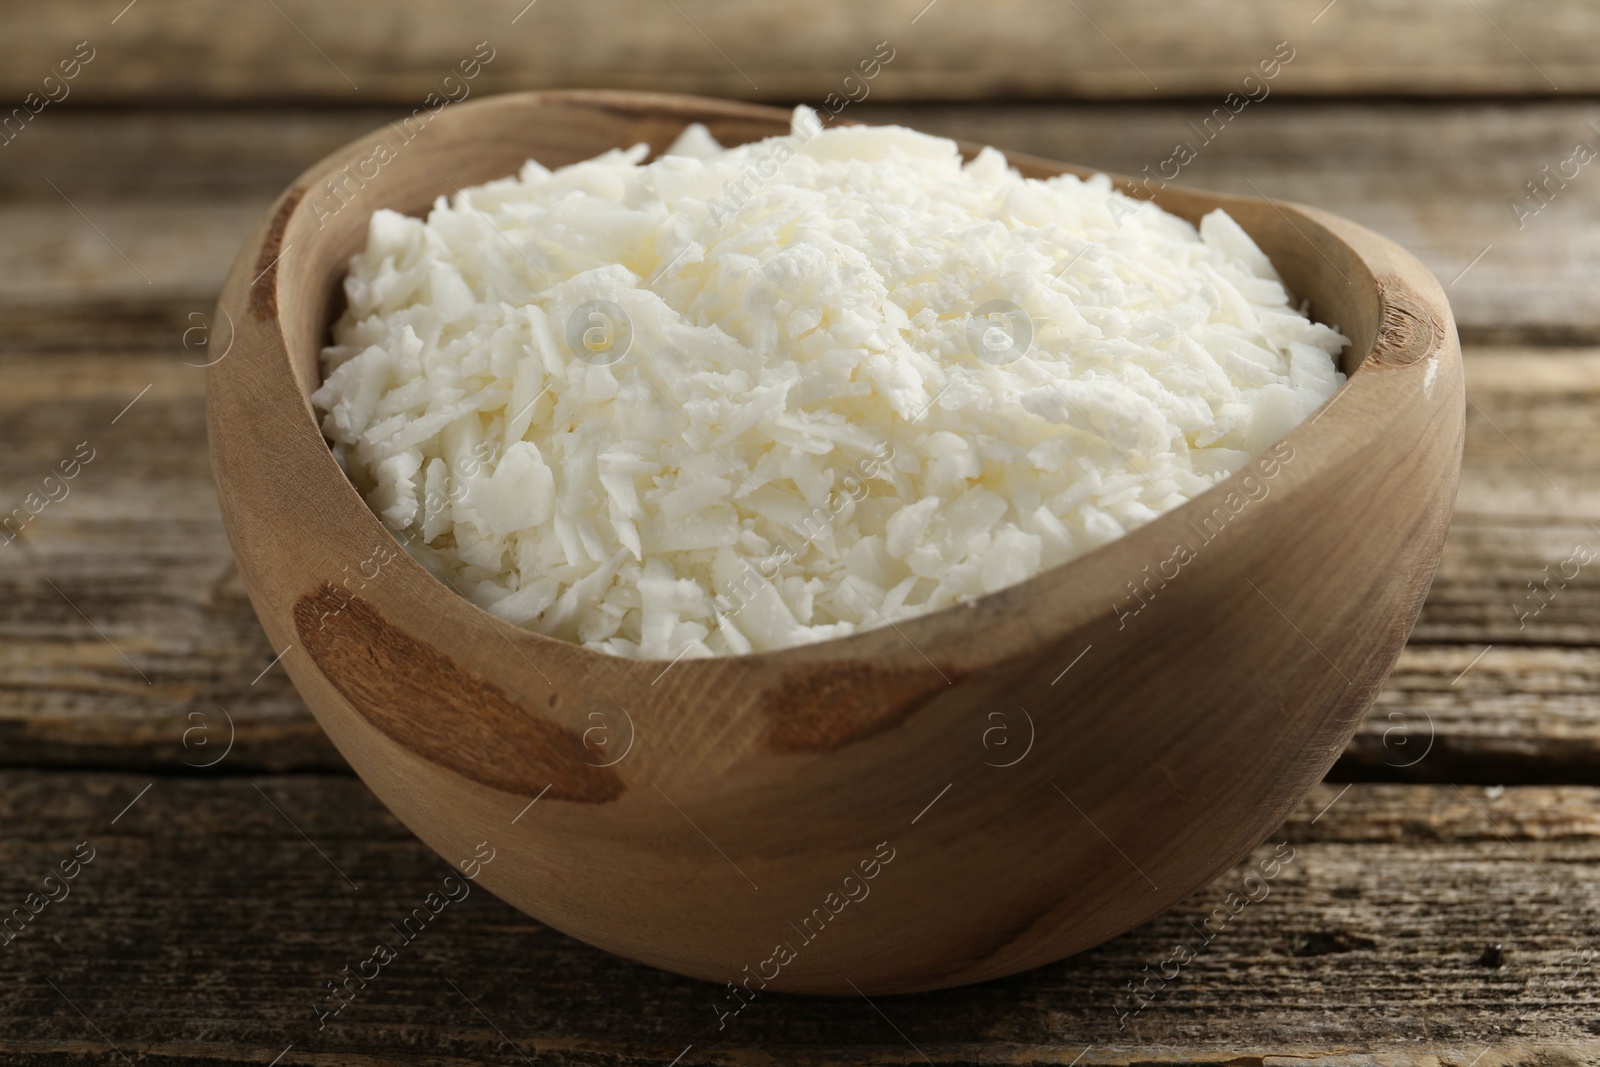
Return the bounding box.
[208,91,1462,995]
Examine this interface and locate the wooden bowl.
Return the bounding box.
[208,91,1462,995]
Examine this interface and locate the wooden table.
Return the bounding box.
[4,3,1599,1063]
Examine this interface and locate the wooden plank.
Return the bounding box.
[1342,646,1600,785]
[5,103,1600,342]
[1448,350,1600,522]
[1,0,1596,105]
[0,774,1596,1064]
[1,347,1596,779]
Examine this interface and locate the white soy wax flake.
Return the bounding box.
[314,108,1347,658]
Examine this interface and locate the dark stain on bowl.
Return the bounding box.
[292,582,624,803]
[764,661,961,753]
[250,186,305,322]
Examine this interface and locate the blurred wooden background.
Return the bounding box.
[5,0,1598,100]
[2,2,1599,1065]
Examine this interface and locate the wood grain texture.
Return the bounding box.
[1,773,1597,1065]
[1350,646,1600,786]
[0,84,1589,1065]
[4,102,1599,342]
[1,0,1596,104]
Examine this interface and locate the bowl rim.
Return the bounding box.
[211,88,1458,679]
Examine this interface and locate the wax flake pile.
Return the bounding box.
[314,108,1346,658]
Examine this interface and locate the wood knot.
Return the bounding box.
[292,582,624,803]
[1369,276,1443,367]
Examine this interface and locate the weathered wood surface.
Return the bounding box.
[1,775,1597,1065]
[4,103,1599,343]
[1,345,1594,777]
[2,100,1598,1062]
[3,0,1596,104]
